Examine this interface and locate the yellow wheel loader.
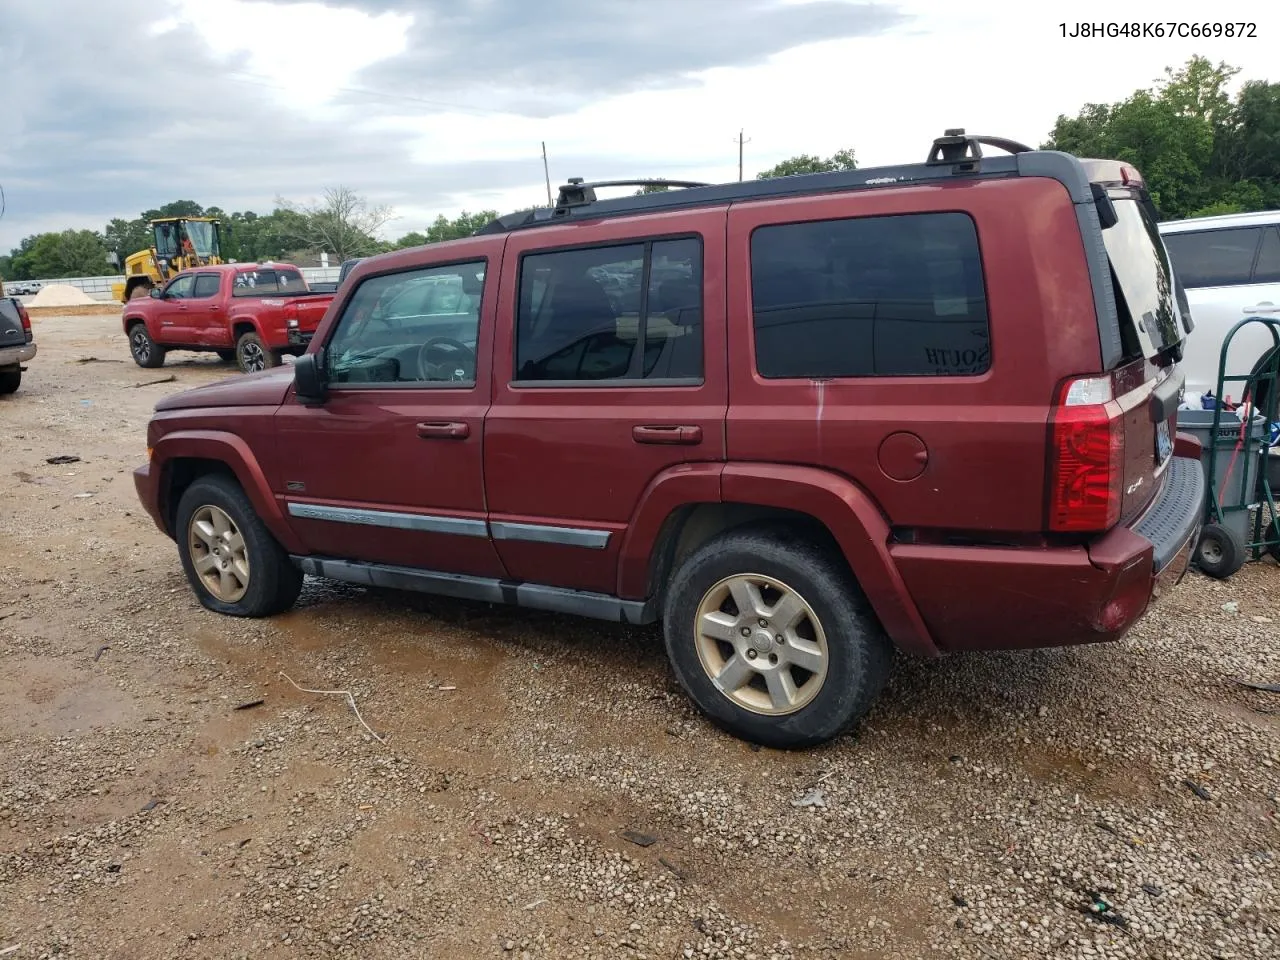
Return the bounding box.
[110,217,223,302]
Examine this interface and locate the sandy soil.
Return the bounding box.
[1,315,1277,960]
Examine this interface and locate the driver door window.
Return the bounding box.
[325,261,485,387]
[164,275,196,299]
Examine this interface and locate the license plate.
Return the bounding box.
[1156,420,1172,464]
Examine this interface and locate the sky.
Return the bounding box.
[0,0,1275,256]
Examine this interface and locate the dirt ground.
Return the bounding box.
[1,314,1278,960]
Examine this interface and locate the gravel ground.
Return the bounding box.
[1,314,1277,960]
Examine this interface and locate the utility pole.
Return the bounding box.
[541,141,553,206]
[735,129,752,181]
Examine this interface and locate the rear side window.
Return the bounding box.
[232,268,308,296]
[515,237,703,382]
[192,274,220,299]
[1161,227,1262,289]
[749,212,990,379]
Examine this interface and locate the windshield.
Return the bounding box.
[1101,192,1187,363]
[183,221,219,258]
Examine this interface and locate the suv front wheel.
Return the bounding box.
[175,474,303,617]
[662,525,892,749]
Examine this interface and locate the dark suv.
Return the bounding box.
[134,130,1205,748]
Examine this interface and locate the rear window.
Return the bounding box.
[232,268,308,297]
[1102,194,1187,363]
[1161,226,1262,289]
[749,211,990,379]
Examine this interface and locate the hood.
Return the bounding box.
[154,364,295,411]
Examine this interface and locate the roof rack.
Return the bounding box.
[557,178,712,209]
[926,129,1034,169]
[475,129,1052,237]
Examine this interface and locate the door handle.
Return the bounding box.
[1244,303,1280,314]
[417,421,469,439]
[633,424,702,445]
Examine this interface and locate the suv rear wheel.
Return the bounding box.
[662,525,892,749]
[0,369,20,394]
[175,474,303,617]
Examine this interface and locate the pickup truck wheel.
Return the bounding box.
[128,323,165,368]
[0,369,20,394]
[663,526,892,749]
[236,332,279,374]
[175,475,303,617]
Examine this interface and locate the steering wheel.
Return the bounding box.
[416,337,476,382]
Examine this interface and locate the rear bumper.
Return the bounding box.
[133,462,169,538]
[287,329,313,347]
[891,453,1205,653]
[0,341,36,367]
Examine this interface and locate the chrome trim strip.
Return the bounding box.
[489,521,611,550]
[286,502,488,538]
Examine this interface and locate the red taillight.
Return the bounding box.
[17,304,32,341]
[1047,375,1124,533]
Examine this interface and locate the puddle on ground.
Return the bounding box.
[0,656,137,737]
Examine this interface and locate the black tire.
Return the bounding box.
[216,349,236,364]
[127,322,165,368]
[0,369,20,395]
[1195,522,1246,579]
[235,331,279,374]
[174,474,303,617]
[662,524,893,749]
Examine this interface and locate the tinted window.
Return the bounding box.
[232,268,308,297]
[1255,228,1280,284]
[192,274,220,299]
[750,212,989,379]
[164,275,196,299]
[1162,227,1261,288]
[516,238,703,382]
[1103,195,1186,362]
[325,261,485,386]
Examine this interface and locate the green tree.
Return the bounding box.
[757,148,857,179]
[9,230,110,279]
[1043,56,1280,219]
[423,210,499,244]
[394,231,429,249]
[276,186,397,263]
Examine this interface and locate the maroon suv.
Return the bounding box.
[134,130,1204,749]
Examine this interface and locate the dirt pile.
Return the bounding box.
[29,284,97,307]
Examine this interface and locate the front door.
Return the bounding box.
[190,272,226,346]
[483,211,728,596]
[271,252,504,578]
[154,273,197,345]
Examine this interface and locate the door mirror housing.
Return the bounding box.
[294,349,328,405]
[149,287,162,299]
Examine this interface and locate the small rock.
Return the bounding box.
[1222,601,1240,614]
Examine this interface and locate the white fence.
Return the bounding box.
[18,267,342,301]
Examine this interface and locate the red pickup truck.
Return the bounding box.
[122,263,334,374]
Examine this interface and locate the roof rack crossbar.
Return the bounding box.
[927,128,1033,168]
[556,178,712,209]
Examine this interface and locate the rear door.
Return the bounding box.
[483,211,727,595]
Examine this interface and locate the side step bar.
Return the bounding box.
[292,556,659,625]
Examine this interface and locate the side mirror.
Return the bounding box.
[149,287,162,299]
[294,349,328,405]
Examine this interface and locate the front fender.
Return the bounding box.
[151,429,303,554]
[720,463,938,658]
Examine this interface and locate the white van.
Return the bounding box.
[1159,210,1280,402]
